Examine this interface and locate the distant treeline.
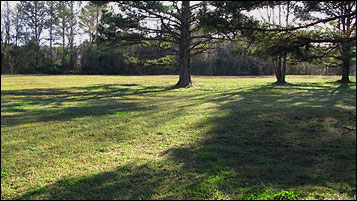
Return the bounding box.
[1,39,351,76]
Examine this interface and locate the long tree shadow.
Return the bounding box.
[164,81,356,198]
[1,83,174,106]
[16,162,176,200]
[13,81,356,200]
[1,84,176,127]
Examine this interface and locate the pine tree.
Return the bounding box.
[296,1,356,83]
[79,2,103,43]
[46,1,59,63]
[97,1,255,87]
[56,1,70,68]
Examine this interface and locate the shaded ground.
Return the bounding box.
[1,75,356,200]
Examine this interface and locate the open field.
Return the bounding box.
[1,75,356,200]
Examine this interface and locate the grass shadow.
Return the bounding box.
[1,84,176,126]
[6,80,357,200]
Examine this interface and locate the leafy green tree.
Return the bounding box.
[295,1,356,82]
[80,41,101,74]
[97,1,191,87]
[256,1,295,83]
[97,1,260,87]
[198,1,356,83]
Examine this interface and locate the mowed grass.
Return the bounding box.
[1,75,356,200]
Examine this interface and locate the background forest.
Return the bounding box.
[1,1,356,77]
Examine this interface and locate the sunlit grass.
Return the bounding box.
[1,75,356,200]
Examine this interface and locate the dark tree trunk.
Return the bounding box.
[340,57,350,83]
[277,1,289,84]
[338,42,351,83]
[273,54,287,84]
[337,4,352,83]
[281,52,287,83]
[176,1,192,87]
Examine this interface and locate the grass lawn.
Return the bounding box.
[1,75,356,200]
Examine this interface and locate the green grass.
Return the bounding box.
[1,75,356,200]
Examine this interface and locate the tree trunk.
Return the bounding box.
[69,1,75,72]
[280,1,289,83]
[340,54,350,82]
[337,3,351,83]
[275,1,289,84]
[62,17,66,69]
[281,52,287,83]
[176,1,192,87]
[271,1,290,83]
[95,6,100,42]
[339,42,351,83]
[50,24,53,63]
[274,55,284,83]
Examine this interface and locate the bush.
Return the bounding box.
[34,63,65,74]
[273,190,300,200]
